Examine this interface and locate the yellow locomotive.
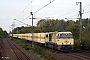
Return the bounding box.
[10,31,74,52]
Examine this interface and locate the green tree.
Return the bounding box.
[0,27,8,38]
[0,28,3,34]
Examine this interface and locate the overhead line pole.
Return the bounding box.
[11,24,13,40]
[29,0,55,47]
[30,12,36,47]
[76,2,83,49]
[11,20,15,40]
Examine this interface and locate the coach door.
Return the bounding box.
[49,34,52,42]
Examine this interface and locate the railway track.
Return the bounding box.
[1,38,18,60]
[34,42,90,60]
[67,50,90,60]
[1,38,90,60]
[7,39,33,60]
[1,38,40,60]
[0,38,3,60]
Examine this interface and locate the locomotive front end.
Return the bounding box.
[58,32,74,52]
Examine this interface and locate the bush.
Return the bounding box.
[74,39,80,49]
[82,32,90,51]
[12,38,30,50]
[33,46,57,60]
[82,39,90,51]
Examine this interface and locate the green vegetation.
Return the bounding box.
[82,23,90,51]
[11,18,90,51]
[12,38,30,50]
[32,46,57,60]
[10,18,90,59]
[0,27,8,38]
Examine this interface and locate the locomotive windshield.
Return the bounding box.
[58,34,73,38]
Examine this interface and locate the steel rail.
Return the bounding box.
[7,39,34,60]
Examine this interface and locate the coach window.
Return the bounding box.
[46,34,48,38]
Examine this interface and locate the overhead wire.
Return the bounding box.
[83,4,90,14]
[22,1,90,21]
[34,0,55,14]
[18,1,90,22]
[18,1,90,20]
[23,0,33,12]
[14,19,30,26]
[65,4,90,19]
[84,10,90,14]
[15,0,55,27]
[17,0,33,19]
[22,0,55,21]
[59,6,78,17]
[59,4,90,19]
[83,4,90,8]
[10,2,90,33]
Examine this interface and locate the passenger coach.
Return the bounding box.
[10,31,74,52]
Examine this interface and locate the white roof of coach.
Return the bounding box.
[58,32,72,34]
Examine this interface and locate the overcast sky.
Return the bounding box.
[0,0,90,32]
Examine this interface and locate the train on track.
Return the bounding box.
[9,31,74,52]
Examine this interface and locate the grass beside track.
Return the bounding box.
[11,38,58,60]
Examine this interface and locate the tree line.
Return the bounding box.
[12,18,90,51]
[0,28,8,38]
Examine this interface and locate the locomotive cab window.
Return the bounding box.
[58,34,73,38]
[67,34,73,38]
